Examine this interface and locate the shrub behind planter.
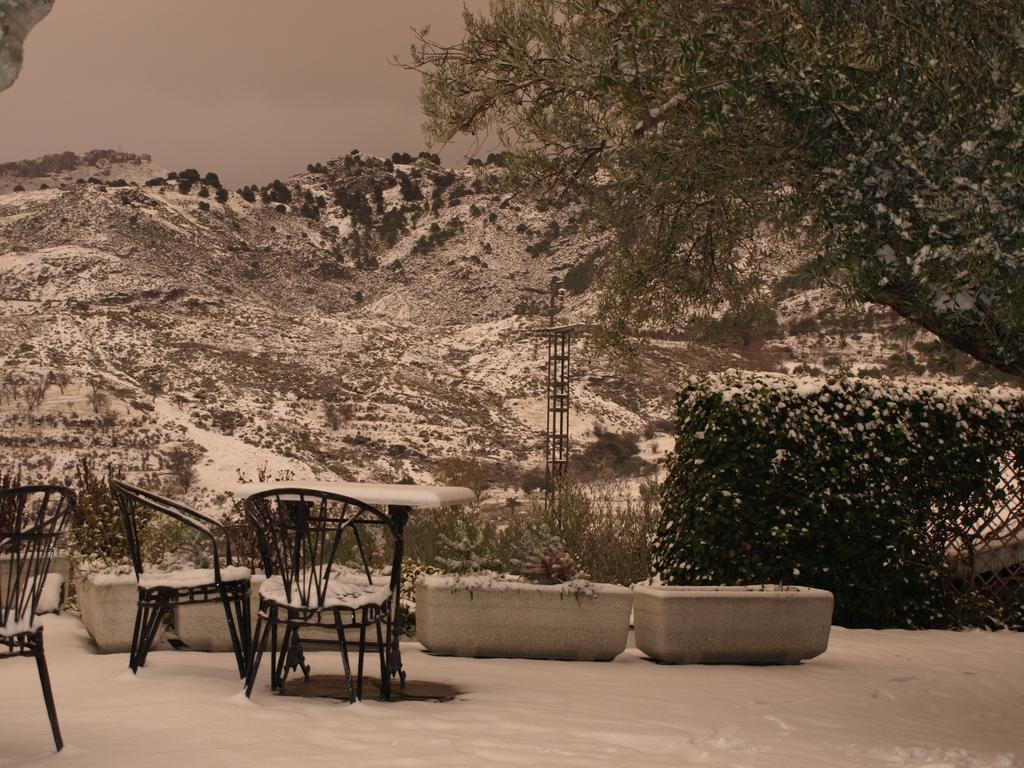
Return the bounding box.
[652,370,1024,629]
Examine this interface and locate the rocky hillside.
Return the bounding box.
[0,149,1015,508]
[0,149,164,193]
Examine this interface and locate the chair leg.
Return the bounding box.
[244,606,262,681]
[375,618,390,701]
[136,601,167,670]
[384,605,401,692]
[334,609,356,704]
[221,588,247,678]
[129,601,146,673]
[34,631,63,752]
[240,592,252,667]
[235,593,251,679]
[357,609,368,701]
[273,624,293,692]
[244,612,272,698]
[269,610,279,690]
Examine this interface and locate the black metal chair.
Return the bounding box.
[0,485,75,752]
[242,488,400,702]
[111,480,251,677]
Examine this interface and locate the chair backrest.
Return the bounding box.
[111,480,234,581]
[0,486,75,632]
[243,488,399,609]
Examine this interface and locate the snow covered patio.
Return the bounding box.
[1,616,1021,767]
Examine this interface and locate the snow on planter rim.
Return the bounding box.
[420,573,632,597]
[634,584,830,598]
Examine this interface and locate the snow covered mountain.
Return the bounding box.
[0,149,1014,505]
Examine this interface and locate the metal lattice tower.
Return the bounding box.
[532,279,576,508]
[542,325,574,509]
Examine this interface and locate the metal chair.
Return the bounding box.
[242,488,400,702]
[0,485,75,752]
[111,480,251,676]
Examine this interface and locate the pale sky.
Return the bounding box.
[1,0,491,187]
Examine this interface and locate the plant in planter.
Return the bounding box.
[66,463,203,652]
[64,462,141,653]
[515,528,587,585]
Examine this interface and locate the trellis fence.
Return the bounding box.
[952,453,1023,627]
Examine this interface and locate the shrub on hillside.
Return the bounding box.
[435,456,489,502]
[575,427,654,479]
[396,170,423,201]
[260,179,292,204]
[519,466,546,493]
[652,370,1024,629]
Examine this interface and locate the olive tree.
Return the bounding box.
[404,0,1024,375]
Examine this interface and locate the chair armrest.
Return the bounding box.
[113,482,231,580]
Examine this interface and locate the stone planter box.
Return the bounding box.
[174,575,363,651]
[415,575,633,661]
[174,574,262,652]
[1,554,71,612]
[76,573,160,654]
[633,584,833,665]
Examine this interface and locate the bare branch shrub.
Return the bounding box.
[164,442,205,493]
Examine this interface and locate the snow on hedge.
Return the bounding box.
[653,369,1024,629]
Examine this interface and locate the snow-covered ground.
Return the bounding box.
[1,615,1020,767]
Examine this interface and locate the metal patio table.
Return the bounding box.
[234,480,474,687]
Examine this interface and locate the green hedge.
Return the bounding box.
[652,370,1024,628]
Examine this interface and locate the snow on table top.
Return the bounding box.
[4,615,1021,767]
[234,481,475,508]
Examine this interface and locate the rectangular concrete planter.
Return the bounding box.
[76,572,161,654]
[1,554,71,612]
[415,575,633,661]
[633,584,833,665]
[174,574,261,652]
[174,574,362,651]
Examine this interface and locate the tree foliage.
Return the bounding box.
[405,0,1024,375]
